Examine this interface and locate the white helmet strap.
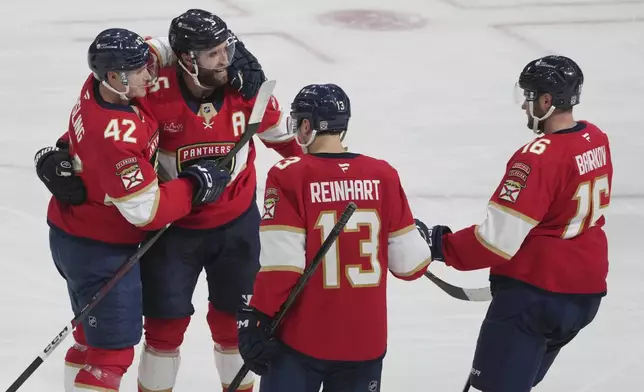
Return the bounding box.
[102,72,130,101]
[528,101,556,135]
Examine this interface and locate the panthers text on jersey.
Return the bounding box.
[147,67,302,229]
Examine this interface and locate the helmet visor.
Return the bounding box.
[122,56,158,89]
[287,114,314,146]
[192,34,236,71]
[513,81,538,107]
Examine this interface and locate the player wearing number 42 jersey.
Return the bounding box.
[35,28,230,392]
[37,10,301,392]
[417,55,612,392]
[236,84,432,392]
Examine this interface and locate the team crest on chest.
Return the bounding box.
[198,103,217,129]
[176,142,235,173]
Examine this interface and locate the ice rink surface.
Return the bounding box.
[1,0,643,390]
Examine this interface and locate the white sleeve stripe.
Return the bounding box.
[475,229,512,260]
[257,114,294,144]
[145,37,175,67]
[489,201,539,226]
[109,180,160,227]
[259,229,306,271]
[476,202,538,259]
[392,258,431,278]
[388,229,432,276]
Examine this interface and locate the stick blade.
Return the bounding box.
[424,271,492,302]
[249,80,277,125]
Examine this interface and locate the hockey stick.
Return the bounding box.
[4,80,277,392]
[228,202,358,392]
[424,271,492,302]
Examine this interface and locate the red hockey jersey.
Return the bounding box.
[47,75,195,244]
[250,153,432,361]
[443,121,612,294]
[145,68,302,229]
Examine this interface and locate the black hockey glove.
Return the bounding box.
[34,141,87,205]
[178,160,231,206]
[237,306,279,375]
[415,218,452,262]
[227,33,267,100]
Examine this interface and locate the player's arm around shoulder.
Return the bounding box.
[442,136,560,269]
[253,95,303,158]
[145,36,175,68]
[381,162,432,281]
[250,158,306,316]
[95,114,194,230]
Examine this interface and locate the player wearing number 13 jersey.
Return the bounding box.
[417,56,612,392]
[236,84,432,392]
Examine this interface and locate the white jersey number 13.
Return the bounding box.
[315,209,382,289]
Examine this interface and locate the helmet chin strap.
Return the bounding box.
[179,52,211,90]
[101,72,131,101]
[295,129,318,154]
[296,130,349,154]
[528,101,556,135]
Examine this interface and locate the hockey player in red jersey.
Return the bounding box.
[416,55,611,392]
[34,29,231,392]
[132,10,302,392]
[36,10,302,392]
[235,84,432,392]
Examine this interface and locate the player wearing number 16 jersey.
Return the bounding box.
[417,55,612,392]
[236,84,432,392]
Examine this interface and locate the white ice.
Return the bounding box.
[1,0,643,390]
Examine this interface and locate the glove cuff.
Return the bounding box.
[56,139,70,150]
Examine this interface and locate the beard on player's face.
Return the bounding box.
[196,68,228,89]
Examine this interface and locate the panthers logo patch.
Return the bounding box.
[176,142,235,173]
